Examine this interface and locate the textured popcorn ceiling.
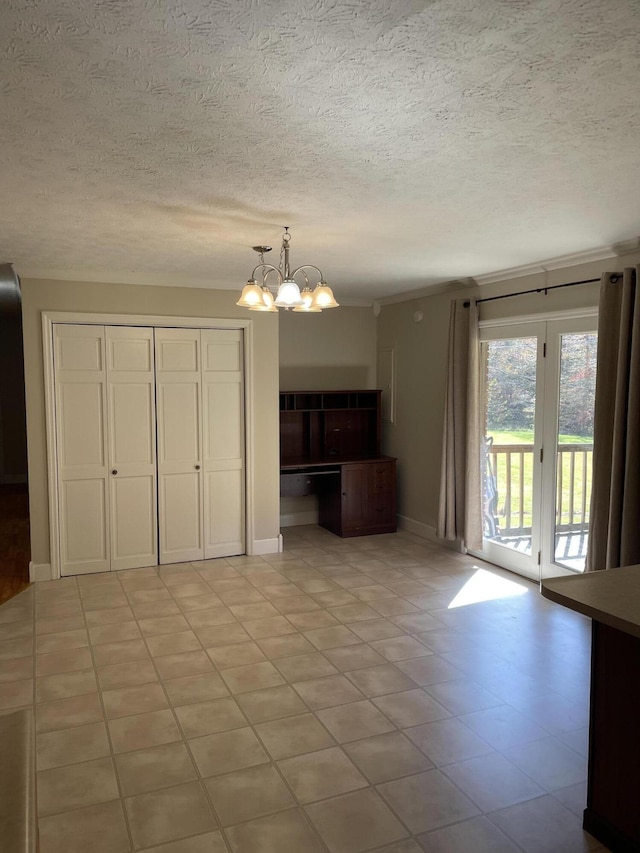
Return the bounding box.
[1,0,640,300]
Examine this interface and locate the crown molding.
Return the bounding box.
[612,236,640,255]
[337,298,373,308]
[373,239,640,309]
[375,277,477,308]
[474,239,640,286]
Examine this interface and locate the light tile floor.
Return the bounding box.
[0,525,610,853]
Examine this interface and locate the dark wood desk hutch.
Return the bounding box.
[280,390,397,537]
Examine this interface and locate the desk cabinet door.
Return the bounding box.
[340,461,396,536]
[341,464,368,534]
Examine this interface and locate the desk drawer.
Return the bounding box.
[280,473,316,497]
[280,469,340,497]
[368,462,394,493]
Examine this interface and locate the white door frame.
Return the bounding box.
[477,320,546,581]
[539,315,598,579]
[471,308,598,582]
[43,311,258,581]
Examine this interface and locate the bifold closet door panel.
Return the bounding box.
[54,325,110,576]
[202,329,245,558]
[106,327,158,571]
[155,328,204,564]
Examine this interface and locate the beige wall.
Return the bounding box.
[377,288,471,534]
[23,253,639,554]
[21,278,281,566]
[279,307,377,391]
[377,253,640,534]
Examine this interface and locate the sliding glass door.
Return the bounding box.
[478,315,597,581]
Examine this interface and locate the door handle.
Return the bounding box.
[112,470,118,475]
[195,464,201,470]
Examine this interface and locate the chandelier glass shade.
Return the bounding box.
[293,287,321,312]
[236,227,339,312]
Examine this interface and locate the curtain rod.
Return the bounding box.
[463,273,621,307]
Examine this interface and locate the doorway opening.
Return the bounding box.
[0,265,30,604]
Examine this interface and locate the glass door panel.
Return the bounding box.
[480,326,544,580]
[553,332,597,572]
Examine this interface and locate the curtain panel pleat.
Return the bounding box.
[437,299,482,550]
[586,266,640,571]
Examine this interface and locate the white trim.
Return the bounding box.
[396,514,464,552]
[42,311,258,580]
[43,312,254,330]
[29,562,52,582]
[474,247,618,286]
[42,315,60,580]
[338,298,374,308]
[242,322,255,564]
[373,240,640,309]
[249,537,280,556]
[474,240,639,287]
[376,279,476,307]
[479,306,598,329]
[280,510,319,528]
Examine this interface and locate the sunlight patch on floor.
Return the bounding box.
[447,567,529,609]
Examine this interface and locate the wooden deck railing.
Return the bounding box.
[555,444,593,531]
[486,442,593,536]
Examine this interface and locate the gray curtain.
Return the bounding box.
[586,266,640,571]
[437,298,483,550]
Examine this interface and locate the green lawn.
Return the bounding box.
[486,429,592,532]
[488,429,593,446]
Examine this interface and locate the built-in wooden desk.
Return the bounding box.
[542,566,640,852]
[279,391,397,537]
[281,456,397,537]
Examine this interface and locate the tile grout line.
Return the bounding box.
[16,528,600,852]
[81,568,136,852]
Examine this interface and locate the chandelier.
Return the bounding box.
[236,227,339,312]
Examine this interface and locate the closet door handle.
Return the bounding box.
[195,464,201,470]
[112,470,118,475]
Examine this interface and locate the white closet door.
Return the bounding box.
[202,329,245,558]
[155,328,204,564]
[106,327,158,571]
[54,325,110,576]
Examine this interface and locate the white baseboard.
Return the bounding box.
[396,514,464,553]
[280,510,319,528]
[397,514,437,541]
[29,562,52,582]
[249,538,280,556]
